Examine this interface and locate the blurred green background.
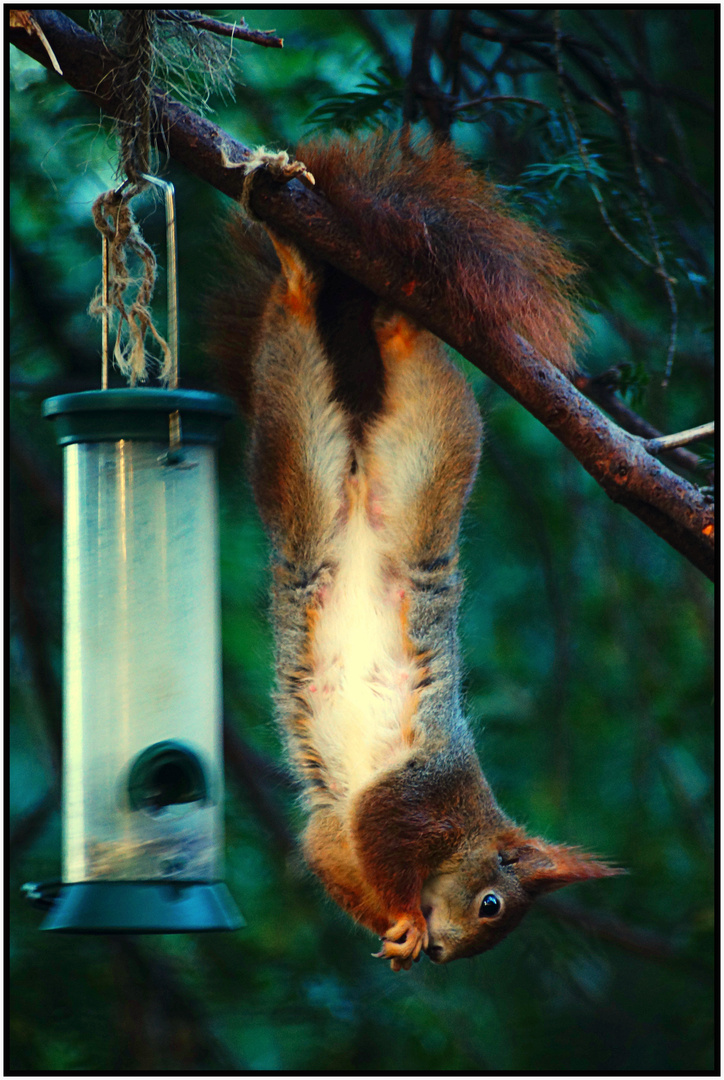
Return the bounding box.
[9,9,715,1073]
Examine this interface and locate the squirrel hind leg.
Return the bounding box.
[245,252,351,564]
[243,147,315,189]
[241,147,315,218]
[240,147,319,323]
[365,312,482,565]
[267,232,320,327]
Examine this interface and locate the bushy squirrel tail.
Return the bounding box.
[296,131,584,371]
[207,131,584,410]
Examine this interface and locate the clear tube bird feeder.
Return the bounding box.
[36,177,242,932]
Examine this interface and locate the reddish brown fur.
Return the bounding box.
[352,772,470,914]
[367,311,482,564]
[296,131,584,370]
[208,133,583,412]
[206,142,617,971]
[304,809,390,935]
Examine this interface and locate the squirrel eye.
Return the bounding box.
[479,892,503,919]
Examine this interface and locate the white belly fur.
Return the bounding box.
[306,498,417,797]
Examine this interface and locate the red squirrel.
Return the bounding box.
[210,133,620,971]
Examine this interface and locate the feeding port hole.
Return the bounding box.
[127,741,208,814]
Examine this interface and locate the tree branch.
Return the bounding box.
[646,422,714,456]
[9,10,714,580]
[573,369,709,478]
[156,9,283,49]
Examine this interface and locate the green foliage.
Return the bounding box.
[305,67,405,133]
[520,150,611,191]
[616,360,651,408]
[9,7,715,1074]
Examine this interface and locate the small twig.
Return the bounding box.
[573,370,708,479]
[223,718,298,856]
[464,17,617,118]
[9,790,59,858]
[444,9,465,100]
[594,44,680,385]
[646,722,714,853]
[349,9,401,76]
[451,93,551,113]
[110,937,239,1069]
[8,524,62,767]
[552,15,666,278]
[9,434,64,520]
[9,9,62,73]
[645,422,715,456]
[468,12,715,214]
[157,9,283,49]
[405,9,451,135]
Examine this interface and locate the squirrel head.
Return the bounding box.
[420,824,622,964]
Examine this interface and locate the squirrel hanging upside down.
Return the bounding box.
[210,133,621,971]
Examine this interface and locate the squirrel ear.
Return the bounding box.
[500,834,624,896]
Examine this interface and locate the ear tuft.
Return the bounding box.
[500,831,624,896]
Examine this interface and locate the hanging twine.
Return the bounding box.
[89,10,172,385]
[89,189,173,385]
[117,9,155,186]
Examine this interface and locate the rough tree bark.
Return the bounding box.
[9,8,715,580]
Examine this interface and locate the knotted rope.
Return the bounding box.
[89,11,171,385]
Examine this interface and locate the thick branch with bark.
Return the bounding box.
[9,9,714,580]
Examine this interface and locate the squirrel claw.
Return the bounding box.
[376,914,429,971]
[243,148,315,187]
[241,148,315,218]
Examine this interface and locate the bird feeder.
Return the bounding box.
[34,176,242,932]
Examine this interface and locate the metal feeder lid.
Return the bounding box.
[42,388,235,446]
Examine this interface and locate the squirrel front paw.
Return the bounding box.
[374,913,429,973]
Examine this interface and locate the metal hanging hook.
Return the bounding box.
[101,230,110,390]
[139,174,179,391]
[140,175,183,460]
